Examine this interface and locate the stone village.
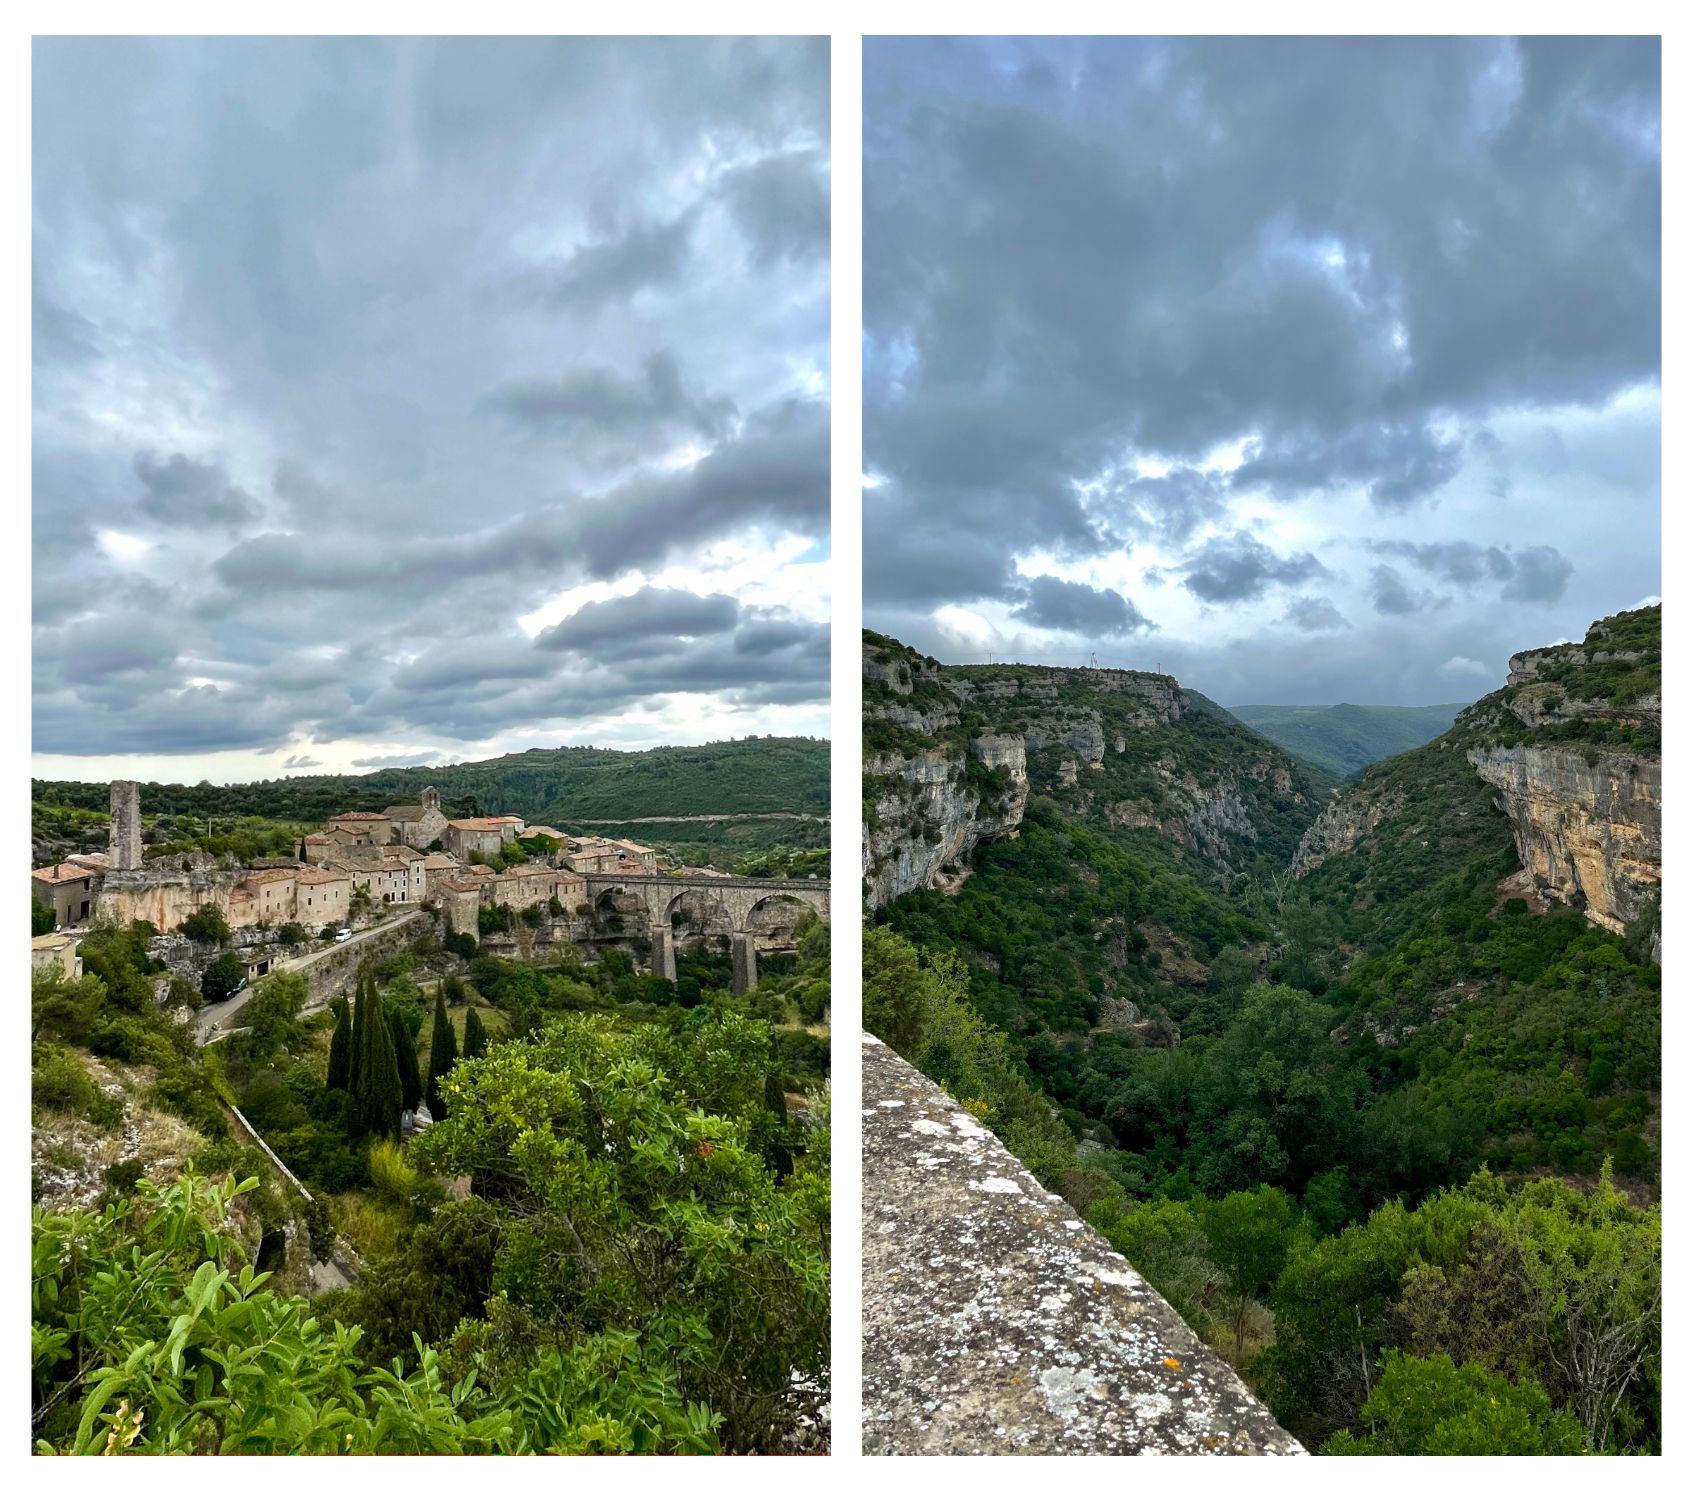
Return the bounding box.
[33,781,829,998]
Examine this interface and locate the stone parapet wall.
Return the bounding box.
[862,1034,1303,1456]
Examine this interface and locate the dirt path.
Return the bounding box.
[564,812,829,825]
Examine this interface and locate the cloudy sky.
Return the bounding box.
[34,37,828,784]
[864,37,1659,706]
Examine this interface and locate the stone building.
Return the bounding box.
[443,818,510,861]
[560,836,656,875]
[322,811,393,848]
[381,787,449,850]
[31,861,102,928]
[32,931,82,980]
[296,866,353,926]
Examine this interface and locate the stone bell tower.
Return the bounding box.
[421,786,441,812]
[109,780,143,870]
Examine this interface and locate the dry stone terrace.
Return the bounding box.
[862,1034,1303,1456]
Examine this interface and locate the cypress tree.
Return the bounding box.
[352,981,403,1138]
[426,988,458,1121]
[388,1002,424,1113]
[325,997,352,1092]
[348,969,371,1093]
[463,1007,488,1061]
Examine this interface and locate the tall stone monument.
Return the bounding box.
[109,780,143,870]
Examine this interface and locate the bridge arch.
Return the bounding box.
[666,888,734,939]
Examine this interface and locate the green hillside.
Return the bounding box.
[1228,701,1463,778]
[32,736,830,833]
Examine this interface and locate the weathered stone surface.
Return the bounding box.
[1467,743,1661,937]
[862,737,1029,911]
[1290,787,1406,879]
[861,1035,1304,1456]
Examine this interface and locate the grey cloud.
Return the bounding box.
[488,351,736,446]
[283,753,322,769]
[547,210,698,308]
[1183,533,1324,604]
[720,149,829,265]
[536,588,742,658]
[864,36,1658,633]
[1012,575,1152,637]
[1285,597,1351,631]
[350,751,446,770]
[33,38,829,764]
[1501,545,1576,603]
[1369,565,1428,615]
[134,453,262,530]
[1370,539,1574,604]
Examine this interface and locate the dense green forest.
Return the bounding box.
[32,914,830,1454]
[1227,701,1463,778]
[864,610,1660,1455]
[32,735,830,835]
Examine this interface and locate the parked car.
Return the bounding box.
[334,926,354,943]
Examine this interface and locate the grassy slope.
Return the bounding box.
[1228,702,1464,778]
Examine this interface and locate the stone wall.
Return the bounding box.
[862,1035,1303,1456]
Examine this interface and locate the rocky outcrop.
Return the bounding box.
[861,1035,1303,1456]
[862,735,1029,911]
[1290,789,1406,879]
[1103,765,1261,867]
[1467,744,1661,937]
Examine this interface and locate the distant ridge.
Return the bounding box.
[1228,701,1464,778]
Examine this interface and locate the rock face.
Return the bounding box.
[863,635,1316,904]
[1291,788,1407,879]
[861,1035,1304,1456]
[862,735,1029,911]
[1467,744,1661,936]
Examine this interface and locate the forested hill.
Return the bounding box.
[1227,701,1462,778]
[32,736,830,827]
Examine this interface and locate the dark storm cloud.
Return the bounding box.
[863,36,1658,704]
[1183,533,1324,604]
[1012,576,1151,637]
[33,37,829,764]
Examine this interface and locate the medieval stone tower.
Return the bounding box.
[109,780,142,870]
[422,786,441,813]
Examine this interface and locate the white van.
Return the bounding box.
[334,926,354,943]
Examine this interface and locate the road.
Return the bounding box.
[194,911,423,1044]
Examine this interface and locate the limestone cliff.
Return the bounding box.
[863,633,1317,907]
[1467,744,1660,937]
[1290,786,1407,879]
[862,734,1029,911]
[1289,605,1662,951]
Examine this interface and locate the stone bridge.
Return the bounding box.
[582,873,830,992]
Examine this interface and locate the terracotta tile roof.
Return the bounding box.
[299,867,351,885]
[446,818,507,831]
[421,853,459,869]
[328,811,387,822]
[519,825,565,839]
[32,863,95,884]
[244,869,296,885]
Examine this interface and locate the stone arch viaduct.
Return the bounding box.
[582,873,830,992]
